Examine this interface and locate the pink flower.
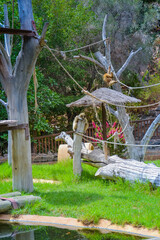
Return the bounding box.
[119,134,124,139]
[112,129,116,134]
[92,139,97,142]
[106,122,109,128]
[97,126,101,131]
[95,132,100,138]
[112,122,116,128]
[92,121,96,128]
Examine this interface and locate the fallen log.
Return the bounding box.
[0,192,21,197]
[95,155,160,186]
[81,148,108,168]
[0,195,41,213]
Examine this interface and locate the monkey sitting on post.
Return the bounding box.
[103,66,117,87]
[73,113,89,133]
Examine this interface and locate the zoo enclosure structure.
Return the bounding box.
[33,118,160,154]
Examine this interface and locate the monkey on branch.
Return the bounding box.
[103,66,117,87]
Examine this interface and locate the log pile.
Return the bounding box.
[56,132,160,187]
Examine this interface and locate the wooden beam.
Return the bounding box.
[0,120,17,126]
[0,27,36,37]
[0,123,29,140]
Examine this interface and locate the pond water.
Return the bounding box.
[0,223,150,240]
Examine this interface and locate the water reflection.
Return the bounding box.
[0,223,149,240]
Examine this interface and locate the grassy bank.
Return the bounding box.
[0,160,160,230]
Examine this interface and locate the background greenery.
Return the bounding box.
[0,0,159,153]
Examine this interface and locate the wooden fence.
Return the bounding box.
[33,126,95,154]
[132,118,160,141]
[33,118,160,154]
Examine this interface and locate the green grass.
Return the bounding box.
[0,160,160,230]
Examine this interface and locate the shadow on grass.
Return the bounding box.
[34,189,103,206]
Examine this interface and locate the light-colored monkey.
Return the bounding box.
[73,113,89,132]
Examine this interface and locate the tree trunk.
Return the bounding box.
[8,130,12,165]
[116,104,142,161]
[0,1,48,192]
[7,85,33,191]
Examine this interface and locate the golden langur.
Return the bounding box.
[103,66,117,87]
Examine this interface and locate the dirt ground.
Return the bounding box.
[0,214,160,238]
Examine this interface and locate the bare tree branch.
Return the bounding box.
[4,4,11,57]
[0,42,12,74]
[10,0,14,56]
[102,14,108,48]
[94,51,108,70]
[0,50,11,84]
[39,22,49,46]
[0,99,8,112]
[140,114,160,160]
[13,21,49,88]
[74,55,106,71]
[116,47,142,78]
[106,41,111,67]
[102,14,111,66]
[106,105,118,118]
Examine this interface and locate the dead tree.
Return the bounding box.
[0,1,48,192]
[74,14,160,161]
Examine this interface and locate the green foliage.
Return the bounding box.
[0,162,12,180]
[0,85,8,154]
[0,85,7,121]
[27,0,98,135]
[28,69,65,135]
[32,0,95,48]
[140,64,160,103]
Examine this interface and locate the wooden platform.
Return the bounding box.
[0,120,29,140]
[0,27,36,37]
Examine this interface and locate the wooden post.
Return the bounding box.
[102,103,108,162]
[73,114,86,176]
